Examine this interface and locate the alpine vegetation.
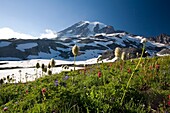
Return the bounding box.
[121,38,148,105]
[0,56,169,112]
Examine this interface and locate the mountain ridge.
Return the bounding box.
[57,21,116,38]
[0,21,169,61]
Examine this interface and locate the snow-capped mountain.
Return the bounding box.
[0,21,169,61]
[57,21,115,37]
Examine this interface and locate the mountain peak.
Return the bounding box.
[57,21,114,37]
[80,20,105,24]
[78,21,107,28]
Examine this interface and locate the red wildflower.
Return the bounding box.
[98,71,102,78]
[120,65,122,70]
[84,69,86,75]
[41,88,46,94]
[26,90,28,94]
[3,107,8,111]
[168,100,170,106]
[109,63,112,67]
[155,64,160,70]
[149,65,153,70]
[127,68,132,74]
[169,94,170,100]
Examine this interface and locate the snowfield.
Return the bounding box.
[0,58,117,83]
[16,43,38,52]
[0,41,11,47]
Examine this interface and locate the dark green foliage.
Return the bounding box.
[50,58,55,68]
[48,70,52,75]
[36,62,40,69]
[0,56,170,112]
[41,64,45,70]
[48,63,51,69]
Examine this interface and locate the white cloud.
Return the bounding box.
[0,27,37,39]
[0,27,58,39]
[39,29,57,39]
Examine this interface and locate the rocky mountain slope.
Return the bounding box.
[148,33,170,45]
[57,21,115,37]
[0,21,169,61]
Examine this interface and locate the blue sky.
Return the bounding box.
[0,0,170,38]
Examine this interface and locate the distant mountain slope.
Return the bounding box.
[0,21,169,61]
[0,33,168,61]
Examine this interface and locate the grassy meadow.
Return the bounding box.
[0,56,170,113]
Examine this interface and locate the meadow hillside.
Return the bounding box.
[0,56,170,113]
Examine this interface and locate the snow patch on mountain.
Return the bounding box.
[16,43,38,52]
[94,41,113,46]
[27,48,61,59]
[0,41,11,47]
[0,57,21,61]
[57,47,70,51]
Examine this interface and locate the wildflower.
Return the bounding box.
[127,53,130,59]
[48,70,52,75]
[36,62,40,69]
[98,71,102,78]
[26,90,28,94]
[127,68,132,73]
[109,63,112,67]
[50,58,55,68]
[43,67,47,73]
[55,80,59,86]
[155,64,160,71]
[63,65,69,70]
[120,65,123,70]
[121,52,126,61]
[72,45,79,71]
[168,94,170,99]
[97,55,102,63]
[149,65,153,70]
[41,64,45,70]
[72,45,79,56]
[114,47,121,58]
[64,75,69,80]
[3,107,8,111]
[168,100,170,106]
[84,64,86,67]
[41,88,46,94]
[136,52,139,58]
[140,38,147,43]
[84,69,86,75]
[48,63,51,69]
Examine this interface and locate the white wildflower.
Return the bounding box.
[115,47,121,58]
[72,45,79,56]
[140,38,147,43]
[121,52,126,61]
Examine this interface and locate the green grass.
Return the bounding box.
[0,56,170,113]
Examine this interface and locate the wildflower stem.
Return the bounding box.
[74,55,76,71]
[120,43,145,106]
